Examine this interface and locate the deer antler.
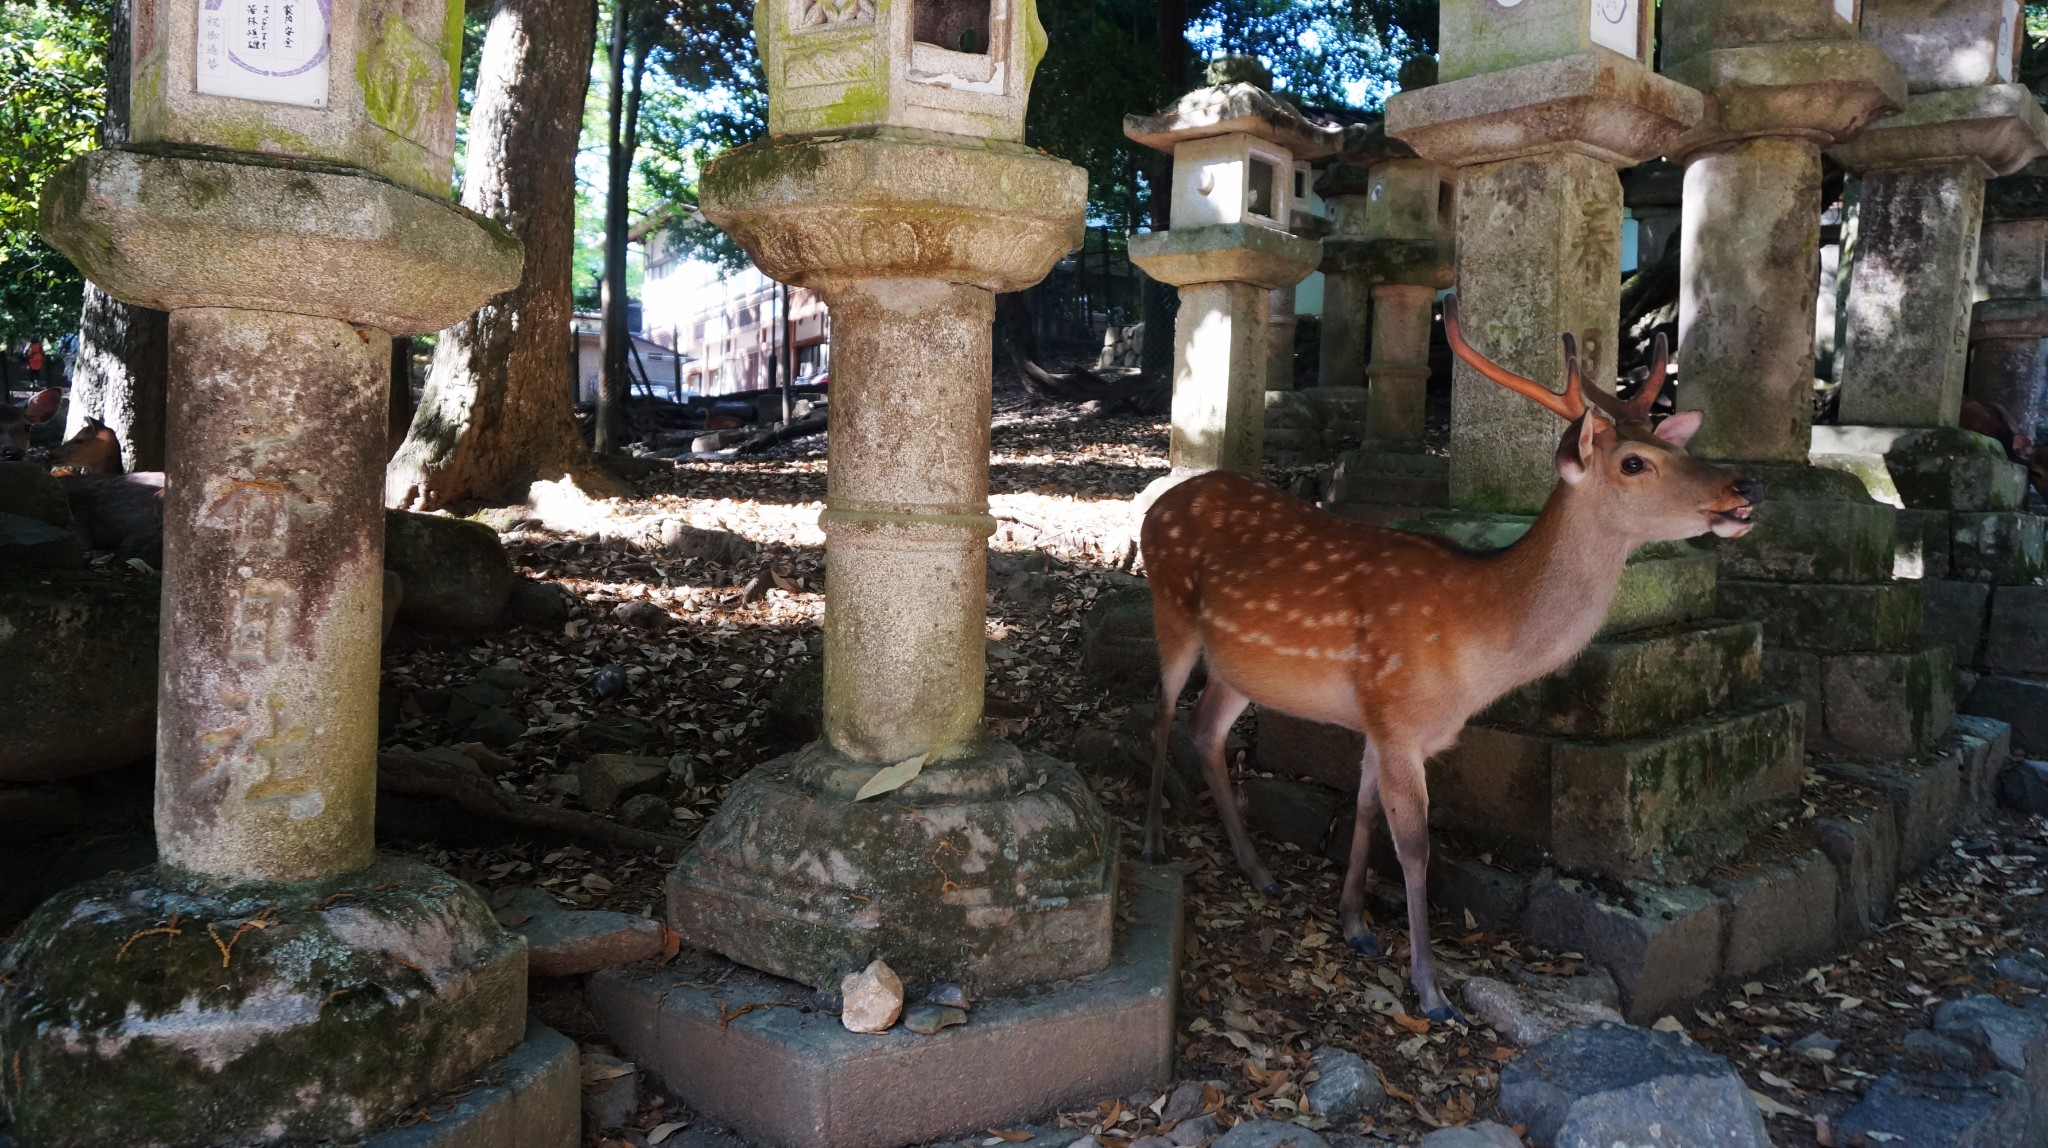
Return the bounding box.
[1442,293,1586,421]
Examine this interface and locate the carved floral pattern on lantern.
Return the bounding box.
[797,0,875,28]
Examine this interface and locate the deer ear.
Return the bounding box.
[1654,410,1703,447]
[1557,410,1606,485]
[23,388,60,426]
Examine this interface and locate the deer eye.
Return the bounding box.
[1619,455,1648,476]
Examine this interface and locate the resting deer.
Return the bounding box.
[1138,294,1764,1021]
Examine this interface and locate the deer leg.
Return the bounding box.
[1382,750,1462,1024]
[1338,737,1383,957]
[1186,680,1272,895]
[1143,636,1201,864]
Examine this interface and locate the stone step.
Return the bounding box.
[1322,472,1449,507]
[1717,578,1924,654]
[1263,696,1807,884]
[1436,698,1807,883]
[1765,641,1956,758]
[1965,673,2048,753]
[1298,385,1370,425]
[1481,619,1764,741]
[1716,462,1897,584]
[1897,507,2048,581]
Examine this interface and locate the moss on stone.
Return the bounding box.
[0,860,522,1148]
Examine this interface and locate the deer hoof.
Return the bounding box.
[1424,1003,1467,1026]
[1140,848,1167,865]
[1260,880,1282,898]
[1345,931,1381,957]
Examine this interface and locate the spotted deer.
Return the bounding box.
[1138,294,1764,1021]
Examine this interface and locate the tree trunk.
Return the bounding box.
[386,0,623,510]
[68,0,168,471]
[593,0,635,455]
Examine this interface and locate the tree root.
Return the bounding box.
[376,749,690,853]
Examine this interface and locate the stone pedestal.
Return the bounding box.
[672,129,1113,1004]
[4,1,540,1133]
[1970,162,2048,439]
[1315,162,1373,392]
[1388,54,1701,511]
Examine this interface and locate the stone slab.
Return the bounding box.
[1481,619,1763,740]
[592,867,1182,1148]
[1547,698,1807,882]
[1818,758,1963,877]
[1986,586,2048,674]
[1386,53,1703,169]
[1717,579,1924,654]
[1712,848,1839,980]
[1128,224,1322,291]
[1924,579,1991,668]
[1831,84,2048,178]
[1965,675,2048,754]
[1818,643,1957,759]
[1951,512,2048,583]
[1896,508,1953,579]
[367,1024,580,1148]
[1522,875,1724,1023]
[1814,807,1901,941]
[1715,463,1897,583]
[1953,715,2016,824]
[1257,712,1365,793]
[41,148,520,336]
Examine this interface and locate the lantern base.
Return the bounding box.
[0,859,527,1148]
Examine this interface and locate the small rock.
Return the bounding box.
[1420,1123,1524,1148]
[544,772,581,797]
[1499,1022,1769,1148]
[840,959,904,1034]
[1790,1031,1842,1057]
[384,509,516,631]
[1838,1072,2025,1146]
[1902,1028,1977,1071]
[926,982,971,1010]
[462,706,526,748]
[1304,1046,1384,1121]
[1211,1120,1330,1148]
[1158,1082,1210,1125]
[901,1003,967,1035]
[1933,994,2048,1074]
[2001,760,2048,815]
[580,1052,639,1130]
[579,754,668,813]
[493,889,665,976]
[1164,1113,1221,1146]
[617,792,672,829]
[663,522,756,567]
[413,685,452,714]
[1564,966,1620,1011]
[583,715,656,753]
[1991,955,2048,986]
[1001,568,1057,610]
[613,600,672,631]
[1463,976,1623,1048]
[477,664,534,693]
[1129,1138,1173,1148]
[507,579,574,627]
[589,663,629,701]
[445,680,511,729]
[740,573,770,604]
[0,512,85,567]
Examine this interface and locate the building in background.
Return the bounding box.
[635,213,830,397]
[570,311,694,404]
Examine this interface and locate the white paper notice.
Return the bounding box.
[1833,0,1856,23]
[1998,0,2020,82]
[1589,0,1639,60]
[197,0,330,108]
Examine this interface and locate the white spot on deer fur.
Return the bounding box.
[1420,605,1436,618]
[1169,526,1183,540]
[1303,561,1321,572]
[1428,633,1441,643]
[1374,654,1403,682]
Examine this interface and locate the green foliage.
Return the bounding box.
[0,0,109,343]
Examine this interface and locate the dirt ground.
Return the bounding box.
[374,396,2048,1148]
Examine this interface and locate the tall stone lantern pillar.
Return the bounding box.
[1833,0,2048,428]
[0,2,563,1146]
[1315,160,1376,393]
[1124,83,1339,473]
[660,0,1133,1073]
[1971,161,2048,437]
[1312,123,1457,523]
[1386,0,1702,512]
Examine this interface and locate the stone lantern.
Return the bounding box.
[1833,0,2048,429]
[1971,161,2048,436]
[1387,0,1701,511]
[2,1,573,1145]
[584,3,1176,1145]
[1125,80,1340,473]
